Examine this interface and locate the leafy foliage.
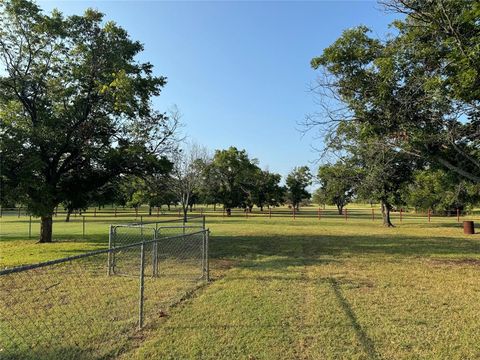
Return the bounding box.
[316,162,359,214]
[285,166,312,210]
[0,0,175,241]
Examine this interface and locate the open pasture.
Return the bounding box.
[1,205,480,359]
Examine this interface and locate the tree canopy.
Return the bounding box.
[0,0,176,242]
[308,1,480,186]
[285,166,312,210]
[316,161,359,215]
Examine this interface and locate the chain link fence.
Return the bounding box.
[0,224,209,359]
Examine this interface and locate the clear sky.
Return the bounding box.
[39,0,400,179]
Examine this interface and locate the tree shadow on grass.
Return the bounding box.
[328,277,379,360]
[210,233,480,261]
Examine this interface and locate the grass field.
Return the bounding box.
[1,206,480,359]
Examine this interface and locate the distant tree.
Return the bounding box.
[405,169,480,214]
[0,1,176,242]
[122,172,174,215]
[285,166,312,210]
[251,170,284,211]
[312,188,327,208]
[169,143,210,222]
[208,147,258,215]
[356,139,415,226]
[197,164,222,211]
[317,162,359,215]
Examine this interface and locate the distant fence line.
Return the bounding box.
[0,205,475,218]
[0,206,475,241]
[1,213,206,240]
[0,219,209,359]
[0,206,196,218]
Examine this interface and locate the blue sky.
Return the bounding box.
[39,0,400,179]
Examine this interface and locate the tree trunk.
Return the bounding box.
[337,205,343,215]
[213,203,216,211]
[183,206,188,223]
[167,204,171,211]
[189,203,193,212]
[65,208,72,222]
[226,208,232,216]
[149,206,152,216]
[260,205,264,212]
[381,201,394,227]
[39,215,53,243]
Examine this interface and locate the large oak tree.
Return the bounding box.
[0,0,174,242]
[307,1,480,188]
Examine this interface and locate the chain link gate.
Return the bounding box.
[0,219,209,359]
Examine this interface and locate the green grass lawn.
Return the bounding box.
[1,206,480,359]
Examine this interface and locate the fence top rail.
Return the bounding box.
[125,215,205,226]
[111,224,158,229]
[155,225,205,229]
[111,224,205,231]
[0,228,209,276]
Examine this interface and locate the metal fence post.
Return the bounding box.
[152,229,158,277]
[107,225,113,276]
[205,229,210,282]
[202,230,206,280]
[112,227,116,273]
[202,215,206,230]
[138,242,145,329]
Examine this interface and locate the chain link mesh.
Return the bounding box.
[0,226,209,359]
